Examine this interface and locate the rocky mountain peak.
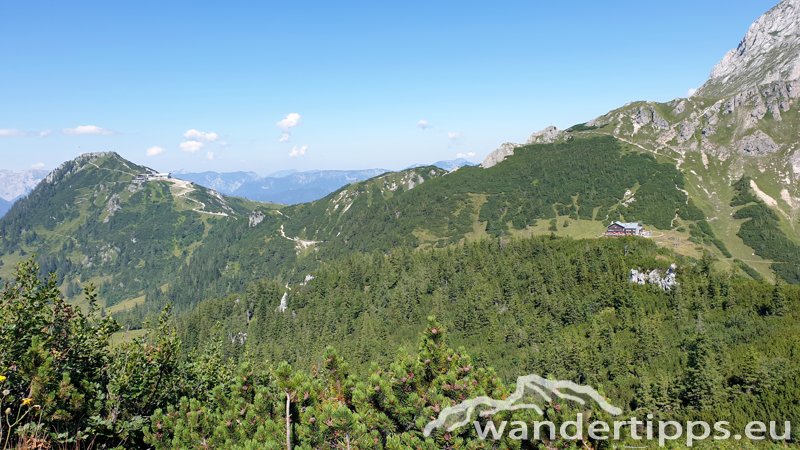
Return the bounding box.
[481,126,562,169]
[525,126,562,145]
[42,151,145,186]
[698,0,800,98]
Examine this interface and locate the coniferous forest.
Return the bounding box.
[2,235,799,448]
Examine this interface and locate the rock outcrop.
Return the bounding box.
[249,210,266,228]
[737,130,780,155]
[526,126,562,144]
[482,126,561,168]
[103,194,121,223]
[630,264,678,291]
[481,142,522,168]
[698,0,800,98]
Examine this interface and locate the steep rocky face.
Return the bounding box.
[698,0,800,98]
[481,142,521,168]
[588,79,800,165]
[578,0,800,215]
[481,126,562,168]
[526,125,562,144]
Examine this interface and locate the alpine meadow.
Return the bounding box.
[2,1,800,448]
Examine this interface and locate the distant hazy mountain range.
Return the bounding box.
[174,169,388,205]
[406,158,478,172]
[176,159,476,204]
[0,169,49,217]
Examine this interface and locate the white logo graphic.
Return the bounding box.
[423,374,622,437]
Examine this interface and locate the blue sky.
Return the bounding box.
[0,1,776,173]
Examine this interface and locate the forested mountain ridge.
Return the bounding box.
[122,135,730,322]
[0,134,765,324]
[0,152,261,308]
[278,136,699,253]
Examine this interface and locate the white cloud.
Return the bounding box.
[277,113,301,130]
[39,129,52,137]
[288,145,308,157]
[447,131,461,140]
[456,152,476,158]
[276,113,301,142]
[63,125,113,136]
[180,140,204,153]
[206,151,215,160]
[183,129,219,142]
[0,129,22,137]
[179,129,218,155]
[687,87,697,97]
[31,162,46,169]
[146,146,165,156]
[417,119,430,130]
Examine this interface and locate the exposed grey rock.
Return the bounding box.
[769,99,783,121]
[229,331,247,345]
[248,210,266,228]
[633,106,653,127]
[748,97,768,128]
[791,151,800,177]
[629,105,670,132]
[525,126,561,144]
[630,264,678,291]
[278,292,288,313]
[652,110,670,130]
[407,174,425,190]
[722,99,735,115]
[677,121,696,144]
[585,116,607,128]
[103,194,121,224]
[481,142,522,168]
[698,0,800,98]
[673,100,687,115]
[482,126,561,169]
[737,130,780,155]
